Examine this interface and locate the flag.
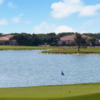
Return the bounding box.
[61,71,65,76]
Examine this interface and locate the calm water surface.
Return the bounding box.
[0,50,100,87]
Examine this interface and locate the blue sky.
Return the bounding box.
[0,0,100,34]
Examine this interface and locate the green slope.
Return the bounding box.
[56,93,100,100]
[0,83,100,100]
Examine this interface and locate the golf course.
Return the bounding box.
[1,0,100,99]
[0,83,100,100]
[0,45,100,100]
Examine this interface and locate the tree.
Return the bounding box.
[74,33,87,51]
[57,32,74,37]
[87,37,96,47]
[0,33,3,36]
[31,33,41,46]
[81,38,87,49]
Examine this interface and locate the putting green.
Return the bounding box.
[0,83,100,100]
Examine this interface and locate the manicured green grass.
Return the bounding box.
[0,45,75,50]
[0,83,100,100]
[0,45,68,50]
[57,93,100,100]
[42,47,100,54]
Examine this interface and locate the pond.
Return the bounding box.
[0,50,100,87]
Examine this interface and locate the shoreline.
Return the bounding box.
[0,49,100,55]
[0,49,48,51]
[39,52,100,55]
[0,82,100,88]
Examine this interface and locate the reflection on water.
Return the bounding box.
[0,50,100,87]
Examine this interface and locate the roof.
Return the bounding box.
[0,35,14,41]
[60,34,91,41]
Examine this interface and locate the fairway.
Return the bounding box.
[0,83,100,100]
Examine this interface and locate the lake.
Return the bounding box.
[0,50,100,87]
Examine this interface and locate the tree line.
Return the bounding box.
[0,32,100,46]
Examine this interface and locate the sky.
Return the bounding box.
[0,0,100,34]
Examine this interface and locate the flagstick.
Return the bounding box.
[61,71,64,91]
[61,71,62,91]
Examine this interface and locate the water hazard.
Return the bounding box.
[0,50,100,87]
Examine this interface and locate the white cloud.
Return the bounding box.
[33,21,75,34]
[51,0,100,18]
[0,0,3,4]
[0,18,8,25]
[55,26,75,34]
[33,21,56,33]
[79,4,100,16]
[11,14,23,23]
[8,2,17,8]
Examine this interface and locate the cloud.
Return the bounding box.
[11,14,23,23]
[33,21,75,33]
[51,0,100,18]
[0,0,3,4]
[8,2,17,8]
[33,21,56,33]
[0,18,8,25]
[79,4,100,16]
[55,26,75,34]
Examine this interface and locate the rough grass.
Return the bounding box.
[42,47,100,54]
[0,45,69,50]
[0,45,100,54]
[0,83,100,100]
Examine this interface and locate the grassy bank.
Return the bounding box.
[0,45,67,50]
[42,47,100,54]
[0,83,100,100]
[1,45,100,54]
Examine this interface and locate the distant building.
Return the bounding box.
[58,34,100,46]
[0,35,17,45]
